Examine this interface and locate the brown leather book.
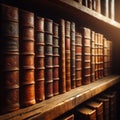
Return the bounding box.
[96,0,101,13]
[82,0,88,7]
[71,22,76,89]
[109,0,115,20]
[101,0,109,17]
[87,101,103,120]
[65,20,71,91]
[53,22,59,96]
[81,27,91,85]
[0,3,19,113]
[59,19,66,93]
[19,9,35,107]
[88,0,93,9]
[75,32,82,87]
[35,16,45,102]
[76,106,96,120]
[44,18,53,99]
[96,96,109,120]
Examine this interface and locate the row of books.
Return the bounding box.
[74,0,115,19]
[55,90,117,120]
[0,3,112,114]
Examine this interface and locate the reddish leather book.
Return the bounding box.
[75,32,82,87]
[71,22,76,89]
[87,101,104,120]
[35,16,45,102]
[81,27,91,85]
[44,18,53,99]
[53,22,59,96]
[0,3,19,113]
[19,9,35,107]
[76,106,96,120]
[65,20,71,91]
[59,19,66,93]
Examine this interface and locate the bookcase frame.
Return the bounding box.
[0,0,120,119]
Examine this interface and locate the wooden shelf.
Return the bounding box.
[0,75,120,120]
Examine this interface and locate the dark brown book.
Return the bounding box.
[101,0,109,17]
[91,31,95,82]
[75,32,82,87]
[81,27,91,85]
[71,22,76,89]
[87,101,103,120]
[96,0,101,13]
[44,18,53,99]
[88,0,93,9]
[19,9,35,106]
[35,16,45,102]
[76,106,96,120]
[96,96,109,120]
[59,19,66,93]
[0,3,19,113]
[65,20,71,91]
[92,0,96,10]
[53,22,59,96]
[82,0,88,7]
[109,0,115,20]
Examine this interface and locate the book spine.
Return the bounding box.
[65,20,71,91]
[71,22,76,89]
[81,27,91,85]
[0,3,19,113]
[35,16,45,102]
[59,19,66,93]
[109,0,115,20]
[82,0,88,7]
[96,0,101,13]
[53,22,59,96]
[88,0,93,9]
[44,18,53,99]
[91,31,95,82]
[19,9,35,106]
[75,32,82,87]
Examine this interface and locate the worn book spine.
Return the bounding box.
[0,3,19,113]
[109,0,115,20]
[71,22,76,89]
[101,0,109,17]
[96,0,101,13]
[81,27,91,85]
[19,9,35,107]
[91,31,95,82]
[88,0,93,9]
[75,106,96,120]
[44,18,53,99]
[35,16,45,102]
[59,19,66,93]
[65,20,71,91]
[75,32,82,87]
[53,22,59,96]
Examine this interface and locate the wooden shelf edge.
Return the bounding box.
[49,0,120,30]
[0,75,120,120]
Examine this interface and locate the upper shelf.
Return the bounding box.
[0,75,120,120]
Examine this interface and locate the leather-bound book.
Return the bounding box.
[35,16,45,102]
[96,0,101,13]
[19,9,35,107]
[71,22,76,89]
[82,0,88,7]
[101,0,109,17]
[75,32,82,87]
[53,22,59,96]
[91,31,95,82]
[81,27,91,85]
[44,18,53,99]
[0,3,19,113]
[88,0,93,9]
[87,101,103,120]
[96,96,109,120]
[59,19,66,93]
[109,0,115,20]
[65,20,71,91]
[76,106,96,120]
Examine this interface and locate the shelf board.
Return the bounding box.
[0,75,120,120]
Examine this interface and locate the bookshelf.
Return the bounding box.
[0,0,120,119]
